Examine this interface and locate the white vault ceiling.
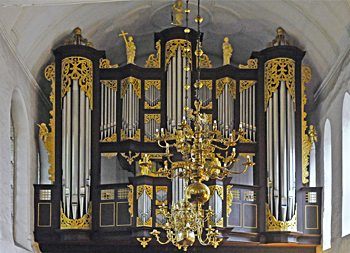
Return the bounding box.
[0,0,349,105]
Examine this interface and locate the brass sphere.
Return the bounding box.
[186,182,210,204]
[176,231,195,247]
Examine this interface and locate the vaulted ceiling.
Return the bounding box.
[0,0,349,105]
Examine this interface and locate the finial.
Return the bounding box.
[266,27,293,48]
[65,27,94,48]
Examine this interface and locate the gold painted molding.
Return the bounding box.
[264,58,295,111]
[99,58,119,68]
[61,57,93,109]
[239,58,258,69]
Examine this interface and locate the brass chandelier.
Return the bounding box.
[141,0,255,250]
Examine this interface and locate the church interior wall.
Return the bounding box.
[315,45,350,253]
[0,27,48,252]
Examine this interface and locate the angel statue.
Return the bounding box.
[223,37,233,65]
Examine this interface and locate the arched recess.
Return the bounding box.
[342,92,350,237]
[323,119,332,250]
[10,89,32,250]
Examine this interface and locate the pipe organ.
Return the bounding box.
[35,26,321,252]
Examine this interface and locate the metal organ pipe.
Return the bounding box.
[66,88,72,218]
[273,90,279,221]
[79,89,86,218]
[280,81,287,222]
[62,96,67,214]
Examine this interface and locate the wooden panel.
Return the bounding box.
[305,205,318,230]
[228,202,241,227]
[243,203,257,229]
[117,202,131,226]
[100,202,115,227]
[38,203,51,227]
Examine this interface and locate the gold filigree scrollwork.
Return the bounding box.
[239,58,258,69]
[101,152,118,159]
[226,185,234,217]
[199,54,212,68]
[100,133,117,142]
[145,80,161,90]
[145,103,161,109]
[264,58,295,111]
[240,80,256,92]
[216,77,236,99]
[99,58,119,68]
[266,27,293,48]
[209,185,224,200]
[137,217,153,227]
[145,40,161,68]
[120,76,141,99]
[156,186,168,205]
[61,202,92,229]
[120,129,141,142]
[266,203,297,231]
[127,185,134,217]
[137,185,153,200]
[121,151,140,165]
[239,136,254,143]
[301,64,314,185]
[144,114,161,124]
[101,80,118,92]
[38,63,56,182]
[165,39,192,70]
[137,237,152,248]
[61,57,93,109]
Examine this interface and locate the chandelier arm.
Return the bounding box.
[228,164,250,175]
[209,143,230,151]
[151,229,173,245]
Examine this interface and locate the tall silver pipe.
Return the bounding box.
[182,55,186,119]
[100,83,104,139]
[66,89,72,218]
[62,96,67,213]
[273,91,279,220]
[267,100,271,211]
[177,48,182,127]
[280,81,287,222]
[253,85,256,141]
[79,90,86,218]
[71,80,79,220]
[86,97,91,212]
[268,98,273,213]
[104,85,108,138]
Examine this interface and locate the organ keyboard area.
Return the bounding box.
[34,26,322,251]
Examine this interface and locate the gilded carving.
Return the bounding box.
[99,58,119,68]
[239,136,254,143]
[301,64,315,185]
[65,27,94,48]
[145,114,161,124]
[62,57,93,109]
[101,80,118,92]
[239,59,258,69]
[226,185,234,217]
[266,203,297,231]
[100,133,117,142]
[137,217,153,227]
[165,39,192,70]
[199,54,212,68]
[127,185,134,217]
[101,152,118,159]
[61,202,92,229]
[121,76,141,99]
[264,58,295,111]
[120,129,141,142]
[145,102,161,109]
[137,237,152,248]
[216,77,236,99]
[39,63,56,182]
[240,80,256,92]
[137,185,153,200]
[145,80,161,90]
[121,151,140,165]
[145,40,161,68]
[209,185,224,200]
[208,217,223,227]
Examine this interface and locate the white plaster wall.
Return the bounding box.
[315,47,350,253]
[0,26,49,252]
